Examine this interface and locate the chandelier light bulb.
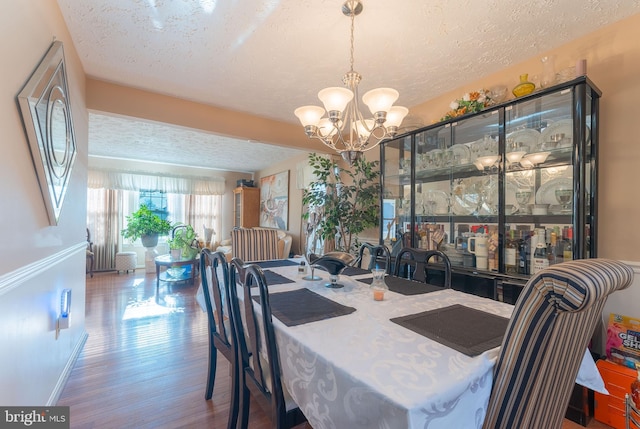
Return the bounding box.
[384,106,409,129]
[318,118,338,138]
[362,88,399,116]
[318,87,353,115]
[294,106,325,127]
[353,119,375,139]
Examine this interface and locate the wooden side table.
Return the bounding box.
[154,254,198,288]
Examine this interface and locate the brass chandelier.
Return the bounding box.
[294,0,408,164]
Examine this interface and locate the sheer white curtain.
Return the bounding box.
[88,169,225,270]
[184,194,222,246]
[87,188,122,271]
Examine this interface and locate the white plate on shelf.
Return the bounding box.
[423,190,450,215]
[506,128,541,152]
[450,182,477,215]
[535,177,573,205]
[450,143,471,165]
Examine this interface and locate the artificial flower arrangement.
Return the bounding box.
[440,89,494,121]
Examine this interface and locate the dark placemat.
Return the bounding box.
[253,288,356,327]
[390,304,509,357]
[340,266,371,276]
[358,276,444,296]
[260,270,295,286]
[254,260,299,268]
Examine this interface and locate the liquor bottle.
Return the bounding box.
[529,229,538,274]
[554,226,564,264]
[532,231,549,274]
[547,231,557,265]
[518,230,528,274]
[505,229,518,274]
[563,227,573,261]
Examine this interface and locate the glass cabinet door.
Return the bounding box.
[504,87,576,275]
[381,135,412,248]
[449,112,501,270]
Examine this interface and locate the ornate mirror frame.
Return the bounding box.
[17,41,77,225]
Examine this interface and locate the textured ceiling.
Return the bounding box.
[58,0,640,172]
[88,112,308,173]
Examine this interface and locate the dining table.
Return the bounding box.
[196,257,606,429]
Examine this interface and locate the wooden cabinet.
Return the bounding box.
[233,186,260,228]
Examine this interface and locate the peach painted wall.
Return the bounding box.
[410,13,640,263]
[409,13,640,328]
[0,1,89,405]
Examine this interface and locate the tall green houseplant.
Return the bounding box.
[121,204,173,246]
[302,153,381,254]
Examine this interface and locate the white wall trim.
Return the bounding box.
[48,331,88,405]
[620,259,640,273]
[0,242,87,297]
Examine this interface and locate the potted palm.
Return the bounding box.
[121,204,173,247]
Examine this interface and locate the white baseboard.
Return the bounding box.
[48,330,88,405]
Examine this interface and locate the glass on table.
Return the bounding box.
[371,268,388,301]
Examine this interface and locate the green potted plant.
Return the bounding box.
[121,204,173,248]
[168,223,199,260]
[167,237,183,260]
[302,153,380,254]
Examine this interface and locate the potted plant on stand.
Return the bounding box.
[167,238,182,260]
[121,204,173,272]
[169,224,200,261]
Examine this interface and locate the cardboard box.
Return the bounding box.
[606,313,640,369]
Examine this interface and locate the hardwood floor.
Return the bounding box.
[59,270,612,428]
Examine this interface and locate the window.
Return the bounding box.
[139,190,168,220]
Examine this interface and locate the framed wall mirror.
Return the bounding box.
[17,40,77,225]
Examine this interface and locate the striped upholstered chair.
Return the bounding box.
[483,259,634,429]
[231,228,280,262]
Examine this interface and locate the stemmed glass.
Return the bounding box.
[515,188,532,214]
[555,187,573,214]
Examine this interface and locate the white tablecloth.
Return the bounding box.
[197,259,605,429]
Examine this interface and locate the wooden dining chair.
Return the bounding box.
[483,259,634,429]
[356,242,391,273]
[199,249,239,429]
[393,247,452,287]
[228,258,306,429]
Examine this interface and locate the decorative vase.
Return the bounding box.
[512,74,535,97]
[540,56,556,88]
[170,248,182,260]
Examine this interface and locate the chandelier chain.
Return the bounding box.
[349,10,355,73]
[294,0,408,165]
